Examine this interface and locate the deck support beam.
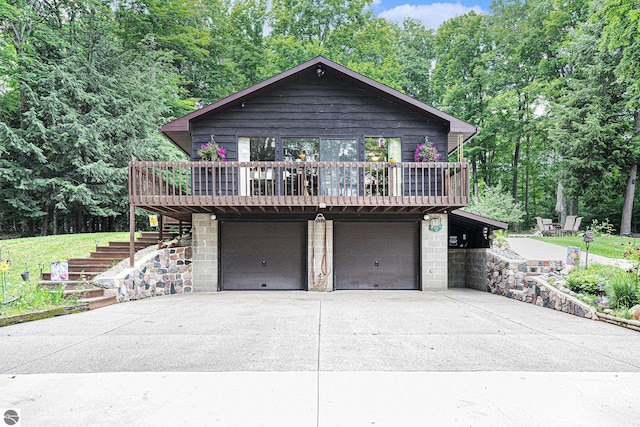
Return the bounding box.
[129,203,135,267]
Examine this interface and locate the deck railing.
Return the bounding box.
[129,161,469,208]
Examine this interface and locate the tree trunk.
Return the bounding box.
[53,211,58,235]
[620,163,637,236]
[41,214,49,236]
[569,198,578,216]
[512,139,520,202]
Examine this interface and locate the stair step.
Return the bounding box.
[39,281,95,290]
[80,295,117,310]
[63,288,105,299]
[94,246,136,254]
[68,258,116,267]
[90,251,127,259]
[41,271,102,281]
[109,241,148,249]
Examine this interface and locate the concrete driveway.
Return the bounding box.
[1,289,640,426]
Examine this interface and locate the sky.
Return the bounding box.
[373,1,492,29]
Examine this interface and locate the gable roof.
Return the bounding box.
[160,56,478,154]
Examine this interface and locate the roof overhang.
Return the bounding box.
[450,209,508,230]
[159,56,479,155]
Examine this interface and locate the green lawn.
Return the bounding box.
[0,232,131,278]
[1,232,132,318]
[533,235,639,259]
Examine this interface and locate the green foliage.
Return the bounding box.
[605,270,639,309]
[1,0,639,237]
[588,218,616,236]
[566,264,619,295]
[466,184,525,225]
[1,232,130,277]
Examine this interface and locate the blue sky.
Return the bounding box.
[373,1,492,29]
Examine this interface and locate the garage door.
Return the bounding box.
[221,222,306,290]
[334,222,419,290]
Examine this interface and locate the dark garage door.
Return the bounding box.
[221,222,306,290]
[334,222,419,290]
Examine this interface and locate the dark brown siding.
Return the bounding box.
[190,75,449,163]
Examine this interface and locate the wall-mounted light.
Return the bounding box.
[240,101,245,108]
[423,214,430,221]
[316,65,325,77]
[210,214,217,220]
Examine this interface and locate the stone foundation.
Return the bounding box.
[486,252,596,319]
[116,247,193,302]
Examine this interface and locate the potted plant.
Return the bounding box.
[411,138,441,196]
[413,140,441,162]
[197,138,227,162]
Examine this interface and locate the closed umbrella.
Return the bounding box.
[555,182,566,224]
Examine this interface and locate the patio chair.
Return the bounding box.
[571,217,583,235]
[534,217,553,236]
[559,215,577,236]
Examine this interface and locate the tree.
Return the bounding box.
[430,11,494,197]
[549,1,636,234]
[597,0,640,235]
[466,183,525,225]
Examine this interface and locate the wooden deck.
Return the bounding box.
[129,160,470,217]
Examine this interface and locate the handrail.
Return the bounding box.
[129,161,469,207]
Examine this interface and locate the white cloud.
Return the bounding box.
[379,2,486,29]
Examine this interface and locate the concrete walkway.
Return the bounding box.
[507,237,632,269]
[1,290,640,426]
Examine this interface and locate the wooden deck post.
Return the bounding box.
[158,214,164,242]
[129,204,135,267]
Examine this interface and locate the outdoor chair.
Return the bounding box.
[534,216,554,236]
[570,217,583,235]
[559,215,577,236]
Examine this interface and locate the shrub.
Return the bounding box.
[566,264,619,295]
[466,183,525,225]
[587,218,616,236]
[605,271,639,309]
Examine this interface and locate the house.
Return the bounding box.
[128,56,505,292]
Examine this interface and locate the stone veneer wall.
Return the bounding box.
[485,252,596,319]
[421,215,448,290]
[117,247,193,302]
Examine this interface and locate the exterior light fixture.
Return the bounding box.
[316,66,325,77]
[423,214,430,221]
[210,214,217,220]
[583,231,595,268]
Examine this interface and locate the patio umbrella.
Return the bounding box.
[555,182,565,224]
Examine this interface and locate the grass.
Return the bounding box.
[533,234,639,259]
[0,232,131,277]
[1,232,131,318]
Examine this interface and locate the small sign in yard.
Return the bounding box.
[566,246,581,266]
[51,260,69,281]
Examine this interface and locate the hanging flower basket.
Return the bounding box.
[198,139,227,162]
[414,140,441,162]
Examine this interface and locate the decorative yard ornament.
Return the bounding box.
[429,217,443,232]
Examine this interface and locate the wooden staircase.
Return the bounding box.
[38,222,190,310]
